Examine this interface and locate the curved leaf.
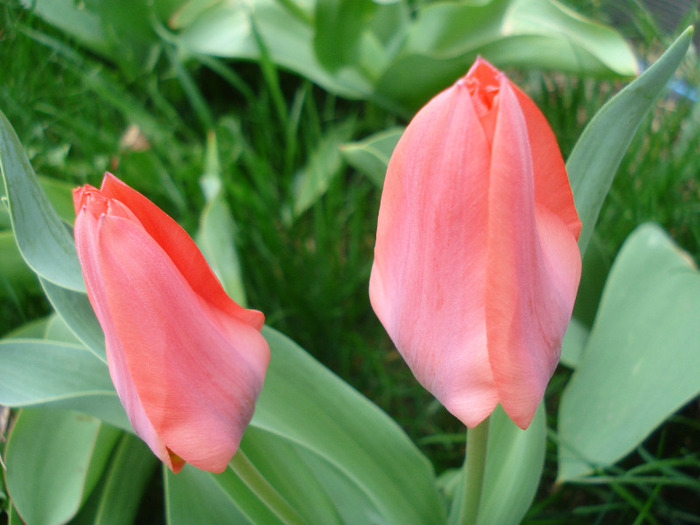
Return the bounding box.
[5,408,121,525]
[73,434,158,525]
[0,110,85,291]
[0,338,128,430]
[250,326,445,525]
[567,27,693,255]
[375,0,637,113]
[558,223,700,480]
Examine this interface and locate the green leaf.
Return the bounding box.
[445,405,546,525]
[374,0,637,113]
[165,465,254,525]
[176,0,373,99]
[3,316,51,339]
[313,0,376,71]
[340,126,403,186]
[40,278,106,360]
[0,339,128,430]
[0,340,112,406]
[291,120,354,219]
[197,139,249,307]
[478,404,546,525]
[0,109,85,291]
[197,191,248,306]
[567,27,694,255]
[239,428,345,525]
[249,326,445,525]
[71,433,158,525]
[558,223,700,480]
[23,0,160,75]
[5,408,121,525]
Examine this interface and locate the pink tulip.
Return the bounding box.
[73,173,269,473]
[369,58,582,430]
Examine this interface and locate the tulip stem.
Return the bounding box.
[230,450,309,525]
[457,417,490,525]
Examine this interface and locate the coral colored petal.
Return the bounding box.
[74,208,174,470]
[485,80,581,429]
[95,214,269,472]
[512,87,581,238]
[99,173,264,330]
[370,79,499,428]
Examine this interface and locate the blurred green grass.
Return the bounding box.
[1,0,699,523]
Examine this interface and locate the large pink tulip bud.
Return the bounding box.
[370,58,582,430]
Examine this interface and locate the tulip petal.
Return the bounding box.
[74,207,176,471]
[485,80,581,429]
[512,87,581,238]
[370,79,500,428]
[93,213,269,473]
[99,173,264,329]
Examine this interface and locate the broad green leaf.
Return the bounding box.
[18,0,112,57]
[477,404,546,525]
[0,339,128,430]
[250,326,445,525]
[314,0,376,71]
[176,0,373,99]
[291,120,354,219]
[23,0,160,75]
[40,278,106,361]
[0,340,112,406]
[165,465,255,525]
[45,312,84,345]
[567,27,693,255]
[71,434,158,525]
[0,109,85,291]
[558,223,700,480]
[4,316,50,339]
[7,503,22,525]
[5,408,121,525]
[374,0,637,113]
[340,127,403,186]
[239,428,345,525]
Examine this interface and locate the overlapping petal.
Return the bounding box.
[370,58,581,429]
[74,174,269,472]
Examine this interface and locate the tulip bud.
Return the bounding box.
[370,58,582,429]
[74,173,269,473]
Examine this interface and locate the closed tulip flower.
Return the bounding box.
[370,58,582,430]
[73,173,269,473]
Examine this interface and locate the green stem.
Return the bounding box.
[457,417,490,525]
[230,450,309,525]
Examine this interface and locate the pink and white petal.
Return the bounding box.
[485,80,579,429]
[370,80,499,428]
[75,208,175,470]
[99,173,264,329]
[96,214,269,472]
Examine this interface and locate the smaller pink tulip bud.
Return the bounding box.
[74,173,269,473]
